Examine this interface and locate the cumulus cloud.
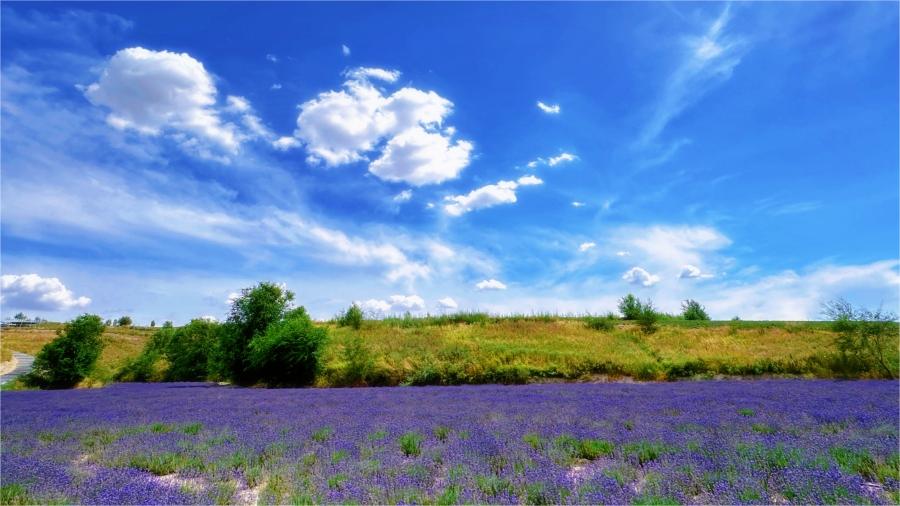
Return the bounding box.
[579,242,596,252]
[616,225,731,273]
[572,201,586,208]
[290,67,472,185]
[342,44,351,56]
[679,264,713,279]
[358,294,425,315]
[476,279,507,291]
[85,47,272,160]
[271,83,282,90]
[1,274,91,310]
[443,175,543,217]
[536,101,560,114]
[616,251,631,257]
[622,267,661,287]
[266,54,278,63]
[437,297,458,310]
[199,315,218,322]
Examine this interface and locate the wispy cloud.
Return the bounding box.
[638,6,747,148]
[536,101,560,114]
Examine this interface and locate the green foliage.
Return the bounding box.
[249,307,327,386]
[28,314,106,388]
[638,302,660,334]
[339,334,375,386]
[822,298,899,378]
[215,282,295,384]
[681,300,710,321]
[585,313,617,331]
[337,304,364,330]
[578,439,615,460]
[618,294,643,320]
[116,316,133,327]
[164,319,218,381]
[399,432,424,457]
[114,348,164,382]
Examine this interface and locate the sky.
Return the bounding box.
[1,2,898,324]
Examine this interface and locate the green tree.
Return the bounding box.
[823,299,899,379]
[618,294,643,320]
[249,307,327,386]
[681,299,711,321]
[13,312,28,322]
[165,319,219,381]
[150,320,156,328]
[28,314,106,388]
[116,316,133,327]
[337,304,364,330]
[214,282,294,383]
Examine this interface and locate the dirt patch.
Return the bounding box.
[0,356,18,375]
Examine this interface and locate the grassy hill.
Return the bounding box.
[2,317,891,388]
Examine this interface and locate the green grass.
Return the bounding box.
[317,317,884,386]
[5,316,895,389]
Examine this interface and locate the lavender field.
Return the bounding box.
[1,380,898,505]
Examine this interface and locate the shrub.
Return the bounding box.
[337,304,364,330]
[681,299,710,321]
[214,282,294,384]
[638,302,659,334]
[399,432,424,457]
[165,319,219,381]
[585,313,617,331]
[248,307,327,386]
[618,294,643,320]
[823,299,899,378]
[340,334,374,386]
[116,316,133,327]
[28,314,106,388]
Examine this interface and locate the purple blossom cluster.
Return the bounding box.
[1,380,897,505]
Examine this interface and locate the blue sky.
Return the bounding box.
[1,2,897,323]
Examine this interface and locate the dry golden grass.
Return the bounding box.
[0,325,154,384]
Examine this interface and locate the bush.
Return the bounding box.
[165,319,218,381]
[28,314,106,388]
[116,316,133,327]
[337,304,364,330]
[248,307,327,386]
[339,334,375,386]
[618,294,643,320]
[822,299,899,379]
[214,282,294,384]
[681,300,710,321]
[585,313,617,331]
[638,302,659,334]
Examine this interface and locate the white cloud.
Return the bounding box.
[616,251,631,257]
[369,127,473,186]
[270,83,282,90]
[476,279,507,291]
[443,176,543,216]
[358,294,425,315]
[579,242,596,252]
[527,151,577,168]
[1,274,91,310]
[273,136,301,151]
[85,47,242,155]
[342,44,351,56]
[393,189,413,203]
[638,6,746,146]
[679,264,713,279]
[226,292,240,304]
[291,68,472,185]
[572,201,586,208]
[616,225,731,272]
[437,297,458,310]
[266,54,278,63]
[536,101,560,114]
[622,267,661,287]
[199,315,218,322]
[225,95,251,113]
[548,152,577,166]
